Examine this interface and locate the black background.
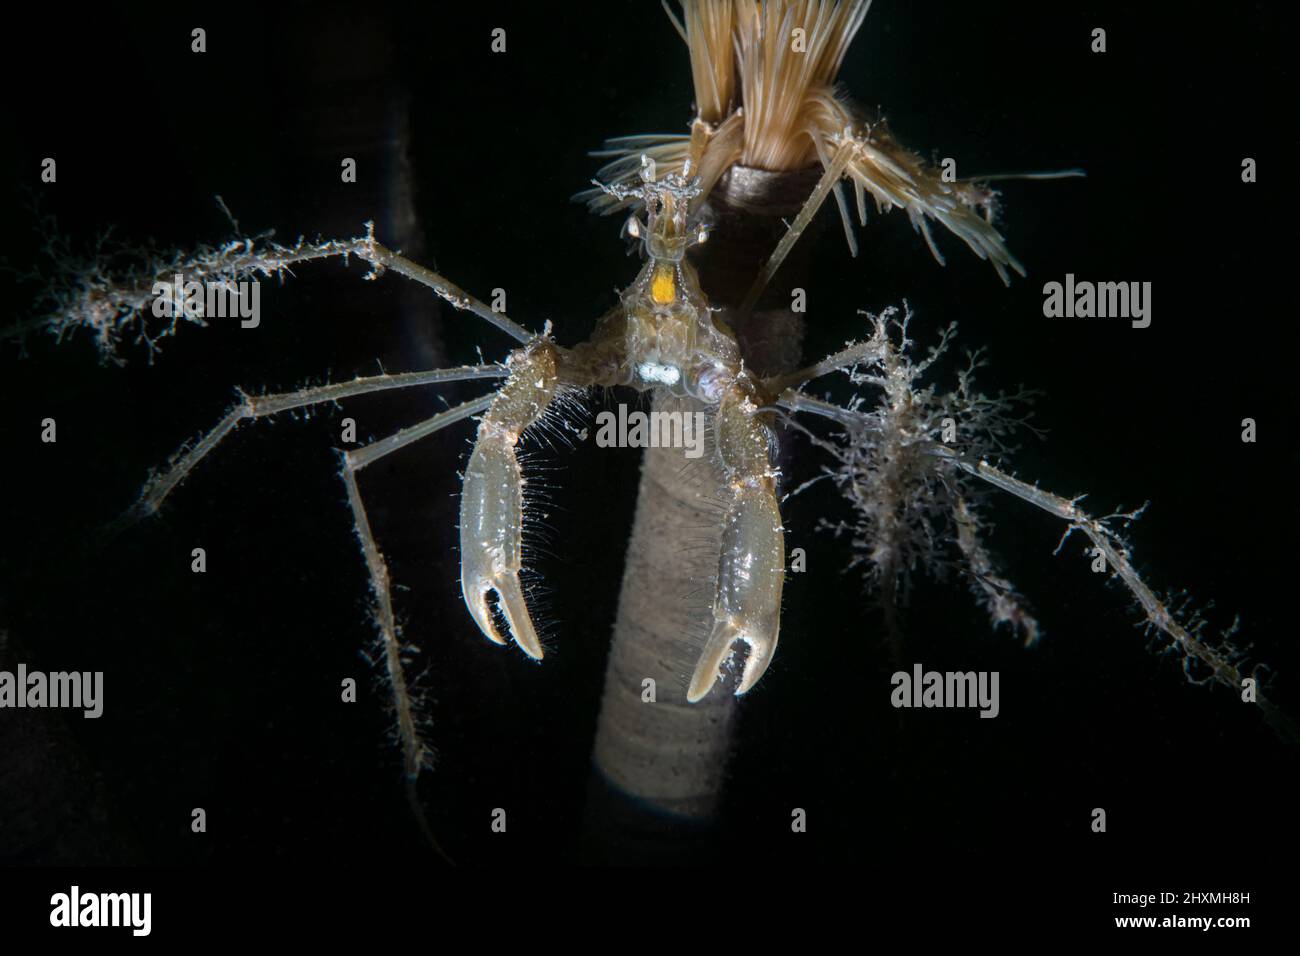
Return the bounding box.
[0,0,1294,918]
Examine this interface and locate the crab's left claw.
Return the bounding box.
[687,392,786,702]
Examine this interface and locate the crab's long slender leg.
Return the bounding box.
[458,339,562,660]
[687,385,786,702]
[778,390,1296,739]
[762,336,889,394]
[928,447,1219,649]
[952,493,1039,645]
[739,140,856,314]
[337,393,496,779]
[925,445,1299,742]
[360,242,534,344]
[108,364,507,534]
[776,390,877,429]
[105,358,514,781]
[2,225,537,349]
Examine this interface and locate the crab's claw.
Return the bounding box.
[459,432,544,660]
[458,343,557,661]
[687,392,786,702]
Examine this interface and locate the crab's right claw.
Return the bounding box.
[457,343,558,661]
[459,434,544,660]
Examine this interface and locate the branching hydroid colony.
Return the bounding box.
[783,309,1044,653]
[779,309,1293,740]
[5,0,1292,809]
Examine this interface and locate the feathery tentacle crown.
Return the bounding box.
[583,0,1025,284]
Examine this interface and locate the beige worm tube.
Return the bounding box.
[585,167,824,844]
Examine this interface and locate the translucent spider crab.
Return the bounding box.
[460,158,789,703]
